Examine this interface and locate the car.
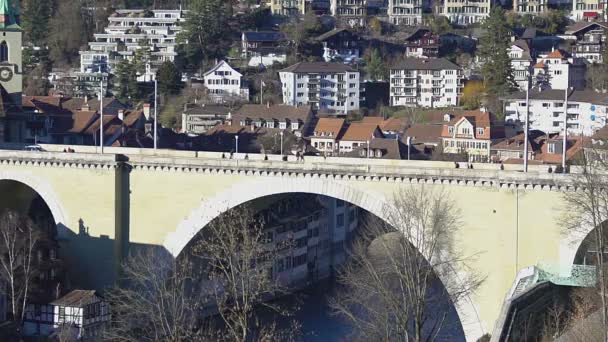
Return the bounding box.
[24,145,44,152]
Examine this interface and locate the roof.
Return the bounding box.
[85,115,122,135]
[391,57,460,71]
[592,125,608,140]
[545,49,568,59]
[404,124,443,144]
[232,104,311,123]
[537,135,587,164]
[441,110,503,140]
[491,132,538,152]
[280,62,355,73]
[505,90,608,105]
[344,138,406,159]
[184,104,233,116]
[122,110,145,128]
[380,117,408,133]
[341,123,381,142]
[315,28,358,42]
[533,61,546,69]
[203,60,242,77]
[243,31,286,42]
[565,21,608,35]
[313,118,345,137]
[361,116,384,125]
[512,39,530,52]
[521,28,537,40]
[50,111,98,135]
[62,97,127,116]
[50,290,101,307]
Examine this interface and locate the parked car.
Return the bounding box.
[24,145,44,152]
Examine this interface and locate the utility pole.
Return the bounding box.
[260,79,264,105]
[562,87,568,170]
[154,78,158,150]
[100,81,104,154]
[523,75,530,173]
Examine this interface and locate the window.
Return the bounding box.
[448,126,454,134]
[0,41,9,63]
[337,213,344,227]
[477,128,484,135]
[349,209,355,222]
[548,142,556,154]
[336,200,344,207]
[294,254,307,266]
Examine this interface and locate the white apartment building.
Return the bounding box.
[279,62,361,114]
[270,0,306,16]
[509,40,533,91]
[389,58,463,108]
[388,0,427,25]
[572,0,608,21]
[203,61,249,103]
[532,49,586,90]
[513,0,547,14]
[80,9,184,81]
[436,0,491,25]
[504,89,608,136]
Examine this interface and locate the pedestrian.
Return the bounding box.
[245,154,249,160]
[221,153,226,159]
[264,155,268,161]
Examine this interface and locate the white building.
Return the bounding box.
[388,0,427,25]
[509,40,534,91]
[571,0,607,21]
[389,58,463,108]
[79,9,184,81]
[310,118,346,156]
[436,0,491,25]
[203,61,249,104]
[279,62,361,114]
[338,122,383,154]
[532,49,586,90]
[504,89,608,136]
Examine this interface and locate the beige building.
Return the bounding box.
[436,0,491,25]
[310,117,346,156]
[513,0,547,14]
[331,0,368,26]
[572,0,608,21]
[270,0,306,16]
[388,0,427,25]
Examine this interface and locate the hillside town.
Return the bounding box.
[1,0,608,341]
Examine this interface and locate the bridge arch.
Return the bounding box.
[164,175,485,340]
[0,171,68,228]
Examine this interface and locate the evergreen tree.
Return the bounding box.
[114,59,139,103]
[22,0,51,47]
[133,38,152,76]
[48,0,87,66]
[156,61,182,96]
[479,6,516,98]
[364,49,387,81]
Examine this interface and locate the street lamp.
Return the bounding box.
[280,130,284,156]
[366,140,370,159]
[235,135,239,156]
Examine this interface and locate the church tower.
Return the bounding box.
[0,0,21,108]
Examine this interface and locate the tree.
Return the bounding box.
[0,211,40,326]
[103,248,215,341]
[24,65,51,97]
[191,204,294,342]
[543,10,569,35]
[21,0,52,47]
[364,49,387,81]
[114,59,139,103]
[369,17,383,36]
[461,80,485,110]
[427,15,452,35]
[156,61,182,96]
[331,187,482,342]
[48,0,87,66]
[479,6,516,99]
[133,39,152,76]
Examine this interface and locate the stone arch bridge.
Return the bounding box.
[0,146,591,341]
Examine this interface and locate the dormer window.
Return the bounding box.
[477,128,484,135]
[448,126,454,134]
[375,149,382,158]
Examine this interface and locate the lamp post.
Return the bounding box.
[366,140,370,159]
[280,130,284,156]
[154,78,158,150]
[235,135,239,156]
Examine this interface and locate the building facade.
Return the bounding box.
[270,0,306,15]
[338,122,383,153]
[331,0,367,26]
[436,0,491,26]
[279,62,361,114]
[504,89,608,136]
[79,9,184,82]
[181,104,232,135]
[572,0,608,21]
[564,22,608,64]
[441,111,501,162]
[241,31,288,67]
[509,40,534,91]
[203,61,249,103]
[315,29,362,63]
[389,58,463,108]
[532,49,586,90]
[310,117,346,156]
[230,104,313,136]
[388,0,427,26]
[403,28,440,58]
[513,0,547,14]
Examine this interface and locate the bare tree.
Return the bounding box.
[0,210,40,327]
[562,148,608,341]
[191,204,296,342]
[331,186,482,342]
[103,247,215,342]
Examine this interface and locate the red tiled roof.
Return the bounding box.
[313,118,345,138]
[341,123,381,142]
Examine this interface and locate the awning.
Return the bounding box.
[583,11,599,18]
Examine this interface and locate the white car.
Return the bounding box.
[24,145,44,152]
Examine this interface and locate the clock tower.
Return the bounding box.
[0,0,21,107]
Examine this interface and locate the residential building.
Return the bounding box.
[344,138,408,159]
[230,104,314,136]
[490,131,542,162]
[241,31,288,67]
[403,28,439,58]
[441,110,503,162]
[504,89,608,136]
[509,39,534,91]
[48,69,109,98]
[564,22,608,64]
[181,104,232,135]
[513,0,547,14]
[270,0,306,16]
[536,134,587,164]
[404,123,444,158]
[571,0,608,21]
[315,29,362,63]
[532,49,586,90]
[331,0,367,26]
[362,116,408,139]
[338,122,383,153]
[203,61,249,103]
[388,0,427,26]
[50,290,110,339]
[389,58,463,108]
[79,9,184,81]
[436,0,491,26]
[310,117,346,156]
[279,62,361,114]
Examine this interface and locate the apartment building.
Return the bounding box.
[230,104,314,135]
[504,89,608,136]
[310,118,346,156]
[338,122,383,153]
[270,0,306,16]
[441,110,503,162]
[532,49,586,90]
[403,28,440,58]
[79,9,184,82]
[509,40,534,91]
[571,0,607,21]
[181,104,232,135]
[436,0,491,26]
[388,0,428,26]
[279,62,361,114]
[389,58,463,108]
[315,29,362,63]
[203,61,249,103]
[513,0,547,14]
[564,22,608,64]
[331,0,368,26]
[241,31,288,67]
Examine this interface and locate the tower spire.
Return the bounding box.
[0,0,19,29]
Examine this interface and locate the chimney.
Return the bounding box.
[81,96,90,111]
[143,103,151,120]
[266,101,270,108]
[118,109,125,121]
